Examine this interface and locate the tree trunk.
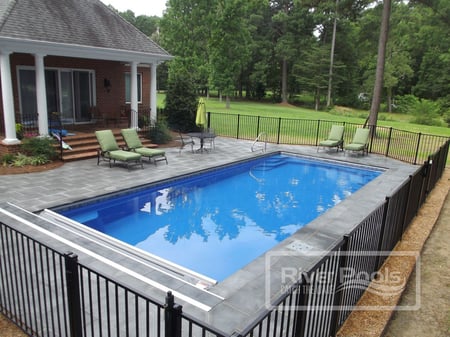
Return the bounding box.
[315,87,320,111]
[281,58,288,103]
[387,87,392,113]
[327,0,339,108]
[368,0,392,129]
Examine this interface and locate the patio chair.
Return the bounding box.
[178,131,195,153]
[344,128,370,155]
[121,128,168,165]
[95,130,143,169]
[205,128,216,150]
[317,125,344,152]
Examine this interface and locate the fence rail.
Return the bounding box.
[208,112,449,165]
[0,119,449,337]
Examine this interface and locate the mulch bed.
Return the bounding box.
[0,160,64,175]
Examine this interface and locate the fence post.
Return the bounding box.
[165,291,182,337]
[315,120,321,146]
[64,252,82,337]
[256,116,260,139]
[277,118,281,144]
[236,115,240,139]
[413,133,422,165]
[329,236,349,335]
[385,127,393,157]
[375,199,390,270]
[293,273,310,337]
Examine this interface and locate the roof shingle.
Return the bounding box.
[0,0,170,57]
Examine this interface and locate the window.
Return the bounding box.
[125,73,142,103]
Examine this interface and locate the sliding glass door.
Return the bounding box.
[18,67,95,125]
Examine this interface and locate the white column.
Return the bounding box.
[150,63,157,125]
[130,61,138,129]
[35,53,48,136]
[0,50,19,144]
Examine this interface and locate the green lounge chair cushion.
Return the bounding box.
[106,150,141,161]
[319,125,344,147]
[95,130,120,152]
[320,139,341,147]
[121,128,166,159]
[344,143,366,151]
[134,147,166,157]
[121,128,143,149]
[345,128,369,151]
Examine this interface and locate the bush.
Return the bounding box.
[148,117,172,144]
[395,95,420,114]
[20,137,57,160]
[165,68,198,132]
[1,154,15,166]
[410,99,443,126]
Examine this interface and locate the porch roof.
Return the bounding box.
[0,0,172,64]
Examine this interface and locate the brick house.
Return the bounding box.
[0,0,172,146]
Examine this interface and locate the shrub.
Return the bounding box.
[1,154,15,166]
[165,68,198,132]
[395,95,420,114]
[410,99,443,126]
[20,137,57,160]
[148,117,172,144]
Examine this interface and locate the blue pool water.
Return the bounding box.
[59,154,382,281]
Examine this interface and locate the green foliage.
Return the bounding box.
[165,67,198,132]
[15,123,23,140]
[1,154,15,166]
[410,99,444,126]
[395,95,420,114]
[148,117,173,144]
[20,137,58,160]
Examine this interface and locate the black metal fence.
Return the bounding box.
[0,129,449,337]
[208,112,449,165]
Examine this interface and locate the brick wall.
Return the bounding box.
[0,53,152,135]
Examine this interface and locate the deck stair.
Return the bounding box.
[57,130,158,162]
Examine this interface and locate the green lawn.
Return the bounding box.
[157,94,450,138]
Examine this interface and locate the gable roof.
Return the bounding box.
[0,0,172,63]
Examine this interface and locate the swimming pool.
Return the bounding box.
[57,154,382,281]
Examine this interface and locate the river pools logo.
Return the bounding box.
[265,251,420,311]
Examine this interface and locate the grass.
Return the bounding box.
[157,94,450,138]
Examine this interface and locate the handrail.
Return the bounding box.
[251,132,267,152]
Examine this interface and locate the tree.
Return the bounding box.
[165,63,198,132]
[208,0,252,108]
[160,0,216,93]
[368,0,391,128]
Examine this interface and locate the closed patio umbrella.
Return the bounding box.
[195,97,207,129]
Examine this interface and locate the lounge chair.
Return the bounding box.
[95,130,143,169]
[344,128,370,155]
[121,128,168,165]
[317,125,344,152]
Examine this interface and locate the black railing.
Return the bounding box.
[0,134,449,337]
[208,112,449,165]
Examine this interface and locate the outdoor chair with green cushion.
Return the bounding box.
[121,128,168,165]
[344,128,370,155]
[317,125,344,152]
[95,130,143,169]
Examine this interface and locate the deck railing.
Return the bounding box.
[0,123,449,337]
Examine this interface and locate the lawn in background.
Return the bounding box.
[157,94,450,138]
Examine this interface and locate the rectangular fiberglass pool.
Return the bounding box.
[57,154,382,281]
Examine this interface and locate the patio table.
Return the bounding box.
[187,131,216,153]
